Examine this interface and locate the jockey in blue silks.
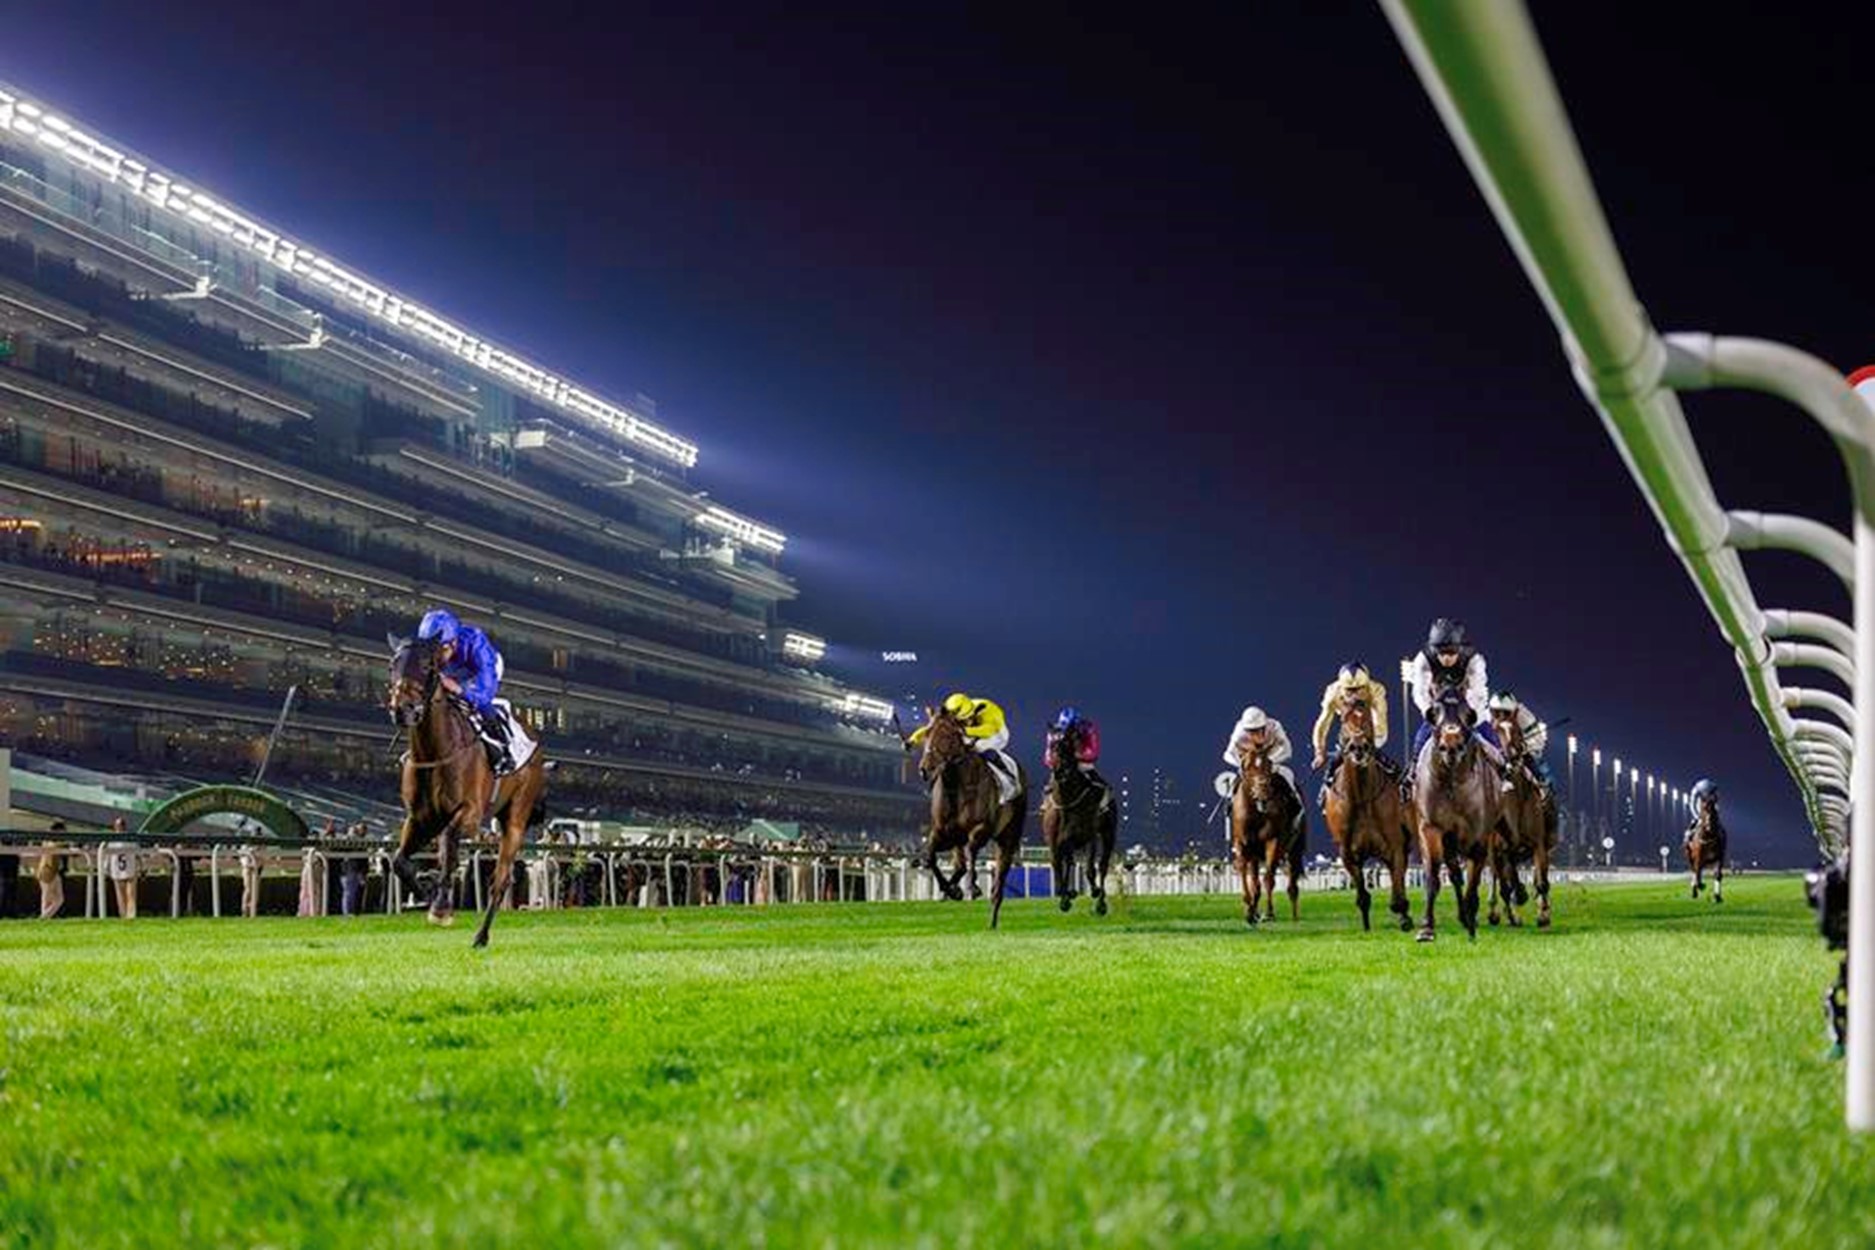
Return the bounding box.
[417,608,519,771]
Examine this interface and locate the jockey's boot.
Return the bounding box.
[480,710,514,775]
[982,749,1018,794]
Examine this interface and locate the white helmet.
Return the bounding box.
[1241,706,1268,730]
[1488,691,1521,714]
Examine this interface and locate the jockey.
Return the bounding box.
[1309,660,1398,800]
[1486,690,1552,790]
[1043,706,1103,776]
[1223,706,1297,801]
[1402,617,1505,770]
[909,691,1020,793]
[417,608,521,772]
[1689,778,1719,817]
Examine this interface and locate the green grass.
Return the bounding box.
[0,876,1869,1249]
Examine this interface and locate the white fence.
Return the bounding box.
[1382,0,1872,1128]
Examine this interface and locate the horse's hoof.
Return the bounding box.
[1095,897,1109,917]
[1508,914,1523,929]
[1397,915,1413,933]
[471,932,489,949]
[1245,912,1258,928]
[1057,896,1072,913]
[1415,927,1436,943]
[1537,913,1552,929]
[1829,1043,1846,1062]
[1487,912,1501,927]
[426,910,455,928]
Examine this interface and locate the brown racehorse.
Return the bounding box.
[1231,742,1305,926]
[1321,699,1413,932]
[917,708,1028,928]
[1039,721,1117,916]
[1488,710,1558,929]
[386,636,547,948]
[1414,691,1502,942]
[1685,794,1727,903]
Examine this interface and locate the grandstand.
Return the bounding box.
[0,81,919,841]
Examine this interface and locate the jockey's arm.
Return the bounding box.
[905,723,931,749]
[1465,655,1491,720]
[1309,684,1337,765]
[1404,655,1433,715]
[1266,723,1294,765]
[1369,680,1390,748]
[1523,709,1548,756]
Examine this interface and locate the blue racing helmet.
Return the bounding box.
[1691,778,1717,801]
[417,609,461,646]
[1053,706,1082,732]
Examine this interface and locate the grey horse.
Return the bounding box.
[1413,692,1504,942]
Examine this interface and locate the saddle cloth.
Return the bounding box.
[982,748,1023,805]
[483,698,538,775]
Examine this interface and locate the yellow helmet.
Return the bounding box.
[941,692,974,718]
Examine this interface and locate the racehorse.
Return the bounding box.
[1685,796,1727,903]
[1039,721,1116,915]
[917,707,1028,929]
[1487,708,1557,928]
[385,636,547,948]
[1321,699,1413,932]
[1413,691,1502,942]
[1231,741,1306,926]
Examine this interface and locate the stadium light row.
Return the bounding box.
[0,83,706,473]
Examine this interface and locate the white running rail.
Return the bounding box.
[1381,0,1875,1130]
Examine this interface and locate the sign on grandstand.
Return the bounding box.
[139,785,310,842]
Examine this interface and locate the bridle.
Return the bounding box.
[387,641,477,771]
[1333,701,1379,806]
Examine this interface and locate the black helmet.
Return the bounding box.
[1428,618,1469,651]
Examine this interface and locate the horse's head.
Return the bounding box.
[1052,721,1084,778]
[1340,699,1375,765]
[385,633,442,729]
[1491,710,1523,757]
[1241,740,1274,804]
[918,706,968,784]
[1434,692,1473,759]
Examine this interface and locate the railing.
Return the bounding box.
[1381,0,1874,1128]
[0,827,1463,915]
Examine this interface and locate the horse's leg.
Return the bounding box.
[1535,835,1553,929]
[1418,827,1443,942]
[1387,830,1413,931]
[988,835,1016,930]
[1461,851,1484,941]
[963,832,985,901]
[1714,853,1724,904]
[1285,836,1301,923]
[1487,847,1503,927]
[1234,812,1256,927]
[1051,834,1073,914]
[428,807,471,926]
[1092,827,1112,917]
[472,780,531,948]
[1261,836,1279,922]
[1504,856,1525,928]
[389,813,435,910]
[1348,849,1372,930]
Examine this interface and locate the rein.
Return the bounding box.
[388,645,479,773]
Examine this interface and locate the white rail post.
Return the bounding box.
[1847,375,1875,1129]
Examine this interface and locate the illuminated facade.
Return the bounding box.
[0,81,916,835]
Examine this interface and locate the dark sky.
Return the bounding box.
[6,3,1866,863]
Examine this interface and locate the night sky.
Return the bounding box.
[6,3,1868,863]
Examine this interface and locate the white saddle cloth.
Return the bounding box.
[981,748,1023,805]
[486,698,538,774]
